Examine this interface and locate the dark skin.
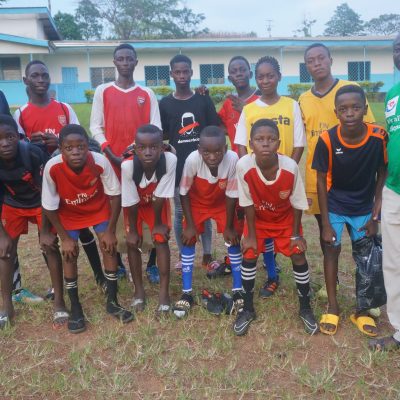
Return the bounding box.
[242,126,307,267]
[237,62,304,163]
[317,92,386,335]
[103,48,139,168]
[181,135,240,248]
[125,132,171,306]
[23,63,58,152]
[0,125,65,321]
[42,134,121,281]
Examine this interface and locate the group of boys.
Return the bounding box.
[0,36,400,350]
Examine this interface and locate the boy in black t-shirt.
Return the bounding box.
[0,114,66,329]
[159,54,221,272]
[312,85,387,337]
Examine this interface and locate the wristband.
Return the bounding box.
[101,141,110,151]
[290,235,302,240]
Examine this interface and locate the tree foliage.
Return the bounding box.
[75,0,103,40]
[295,17,316,37]
[364,14,400,36]
[95,0,207,40]
[324,3,364,36]
[53,12,83,40]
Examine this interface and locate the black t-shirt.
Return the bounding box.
[0,142,49,209]
[0,90,11,116]
[159,93,220,186]
[312,123,387,215]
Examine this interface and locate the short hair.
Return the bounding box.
[0,114,18,133]
[255,56,281,76]
[228,56,251,70]
[170,54,192,69]
[250,119,280,139]
[59,124,89,144]
[25,60,47,76]
[304,43,331,60]
[200,125,226,141]
[335,84,366,105]
[136,124,163,141]
[113,43,137,58]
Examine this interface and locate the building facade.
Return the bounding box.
[1,7,399,105]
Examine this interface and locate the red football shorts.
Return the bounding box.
[1,204,42,239]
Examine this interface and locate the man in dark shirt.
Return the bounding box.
[159,54,221,271]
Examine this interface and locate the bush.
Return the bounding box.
[287,83,313,100]
[152,86,173,99]
[84,89,95,104]
[207,85,235,104]
[357,81,384,93]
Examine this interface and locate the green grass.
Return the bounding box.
[370,102,385,126]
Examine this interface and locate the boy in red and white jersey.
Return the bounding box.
[41,124,133,333]
[234,119,318,336]
[173,126,243,318]
[121,124,176,314]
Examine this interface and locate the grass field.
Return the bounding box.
[2,100,399,399]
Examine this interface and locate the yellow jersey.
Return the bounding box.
[298,79,375,194]
[234,96,305,157]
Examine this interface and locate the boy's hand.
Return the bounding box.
[227,95,246,114]
[42,132,59,153]
[110,155,123,167]
[30,131,45,144]
[126,230,142,250]
[40,231,58,252]
[223,227,240,246]
[61,237,79,262]
[152,224,170,242]
[100,230,117,255]
[290,236,307,253]
[0,233,13,259]
[182,225,197,246]
[359,218,378,237]
[241,235,258,257]
[322,224,337,246]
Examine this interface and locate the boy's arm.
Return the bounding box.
[180,194,197,245]
[234,111,248,158]
[0,217,13,259]
[125,204,141,250]
[204,94,221,126]
[316,171,336,245]
[291,147,304,164]
[152,197,170,242]
[291,101,306,164]
[224,196,240,246]
[100,194,121,255]
[290,209,307,252]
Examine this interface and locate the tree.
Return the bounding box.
[95,0,207,40]
[324,3,364,36]
[75,0,103,40]
[53,12,82,40]
[295,17,316,37]
[365,14,400,36]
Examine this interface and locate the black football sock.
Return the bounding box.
[292,262,312,310]
[79,231,105,284]
[104,270,118,304]
[65,277,82,317]
[147,247,157,268]
[241,260,257,312]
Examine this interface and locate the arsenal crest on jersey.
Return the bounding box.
[58,114,67,126]
[137,96,145,106]
[218,180,227,190]
[279,190,290,199]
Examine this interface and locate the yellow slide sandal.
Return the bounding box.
[320,313,339,335]
[350,314,378,337]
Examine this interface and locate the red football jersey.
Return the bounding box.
[42,152,121,230]
[14,99,79,138]
[90,83,161,157]
[218,92,259,153]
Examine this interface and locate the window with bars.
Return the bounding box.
[299,63,313,83]
[348,61,371,81]
[200,64,225,85]
[144,65,170,86]
[0,57,21,81]
[90,67,115,88]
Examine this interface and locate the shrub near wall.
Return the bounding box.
[84,89,95,103]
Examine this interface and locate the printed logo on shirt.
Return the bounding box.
[137,96,146,106]
[178,112,200,136]
[65,191,98,206]
[218,180,227,190]
[89,177,98,187]
[255,200,276,212]
[335,147,343,155]
[58,114,67,126]
[279,190,290,199]
[386,95,399,118]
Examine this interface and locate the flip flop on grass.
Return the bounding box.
[350,314,377,337]
[52,311,69,330]
[320,313,339,335]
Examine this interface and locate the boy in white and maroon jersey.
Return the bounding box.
[121,124,176,314]
[41,124,133,334]
[234,119,318,337]
[173,126,243,318]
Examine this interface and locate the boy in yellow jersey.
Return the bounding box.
[235,55,306,298]
[298,43,375,243]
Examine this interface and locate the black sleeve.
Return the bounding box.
[312,137,329,173]
[204,94,221,126]
[159,97,170,140]
[0,91,11,116]
[30,145,49,187]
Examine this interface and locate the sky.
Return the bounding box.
[3,0,400,37]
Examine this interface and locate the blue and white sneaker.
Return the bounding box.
[146,265,160,284]
[12,288,44,304]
